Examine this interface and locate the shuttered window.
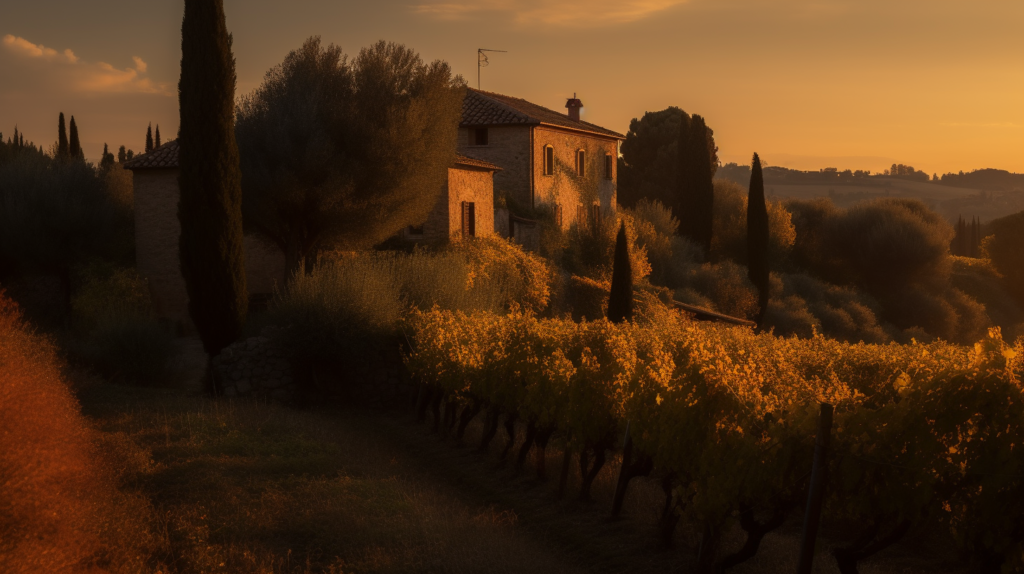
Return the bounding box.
[544,146,554,176]
[461,201,476,238]
[576,150,586,177]
[554,205,563,228]
[605,154,613,179]
[473,128,488,146]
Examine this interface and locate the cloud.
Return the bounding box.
[2,34,171,96]
[412,0,688,26]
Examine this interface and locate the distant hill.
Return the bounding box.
[715,164,1024,224]
[937,169,1024,192]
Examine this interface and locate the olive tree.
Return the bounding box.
[235,37,465,275]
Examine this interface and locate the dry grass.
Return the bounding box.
[0,291,153,574]
[79,386,588,574]
[72,377,970,574]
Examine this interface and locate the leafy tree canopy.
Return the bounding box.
[617,106,718,210]
[235,37,465,275]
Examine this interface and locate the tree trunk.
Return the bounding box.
[715,502,791,571]
[611,453,654,518]
[499,413,518,461]
[455,400,482,443]
[478,406,501,451]
[430,391,444,434]
[534,427,554,480]
[579,443,607,501]
[557,445,573,497]
[515,420,538,471]
[658,474,680,548]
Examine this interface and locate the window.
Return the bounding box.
[605,154,613,179]
[576,205,587,228]
[408,224,424,235]
[461,201,476,238]
[576,149,586,177]
[554,205,563,228]
[591,204,602,230]
[473,128,488,146]
[543,145,554,176]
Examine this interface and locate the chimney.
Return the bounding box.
[566,93,583,122]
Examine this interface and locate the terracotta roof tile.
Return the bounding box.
[453,153,501,171]
[461,89,624,140]
[123,139,179,170]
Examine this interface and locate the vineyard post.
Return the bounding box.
[611,421,633,517]
[797,403,834,574]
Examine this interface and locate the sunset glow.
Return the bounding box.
[1,0,1020,174]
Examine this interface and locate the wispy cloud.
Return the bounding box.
[2,34,171,96]
[412,0,688,27]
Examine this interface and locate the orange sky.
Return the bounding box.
[1,0,1021,175]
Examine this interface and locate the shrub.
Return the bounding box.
[950,255,1024,335]
[70,266,173,385]
[710,180,795,266]
[772,272,891,343]
[0,154,117,295]
[273,256,405,377]
[0,290,150,572]
[982,211,1024,306]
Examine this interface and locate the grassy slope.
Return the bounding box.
[78,383,968,574]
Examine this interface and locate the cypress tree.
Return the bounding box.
[747,152,770,326]
[607,222,633,324]
[679,114,715,256]
[674,112,693,229]
[100,143,115,171]
[57,113,69,158]
[145,123,153,153]
[118,145,127,163]
[177,0,248,358]
[155,124,162,148]
[68,116,82,158]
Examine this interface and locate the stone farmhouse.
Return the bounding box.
[126,89,622,327]
[457,89,624,244]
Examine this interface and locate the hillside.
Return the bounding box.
[716,165,1024,223]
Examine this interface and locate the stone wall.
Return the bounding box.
[532,126,618,228]
[410,165,496,243]
[459,126,533,210]
[213,332,296,400]
[458,125,618,226]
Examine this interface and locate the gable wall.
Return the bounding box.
[458,126,532,211]
[531,126,618,228]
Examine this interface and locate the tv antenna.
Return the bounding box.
[477,48,506,90]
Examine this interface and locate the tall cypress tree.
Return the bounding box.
[674,112,693,229]
[177,0,248,359]
[155,124,162,148]
[57,113,69,158]
[118,145,127,163]
[145,123,154,153]
[679,114,714,256]
[607,222,633,324]
[747,152,770,326]
[68,116,82,159]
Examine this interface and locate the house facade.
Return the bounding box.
[458,89,624,233]
[404,154,501,243]
[124,140,287,328]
